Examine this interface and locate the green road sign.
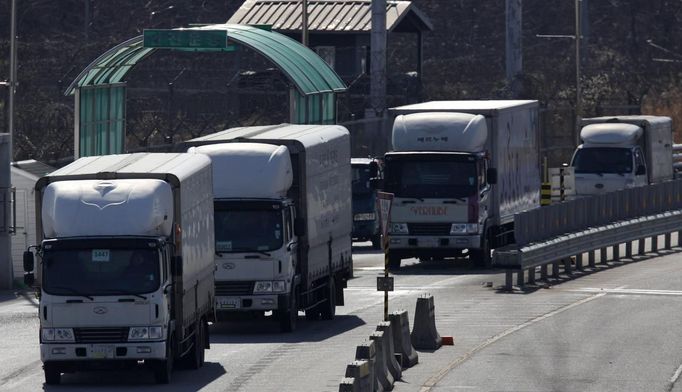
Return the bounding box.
[143,29,230,50]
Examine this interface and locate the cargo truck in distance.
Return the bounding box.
[187,124,352,332]
[379,100,541,269]
[570,116,674,196]
[351,157,382,249]
[23,153,215,385]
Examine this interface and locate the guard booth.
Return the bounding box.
[64,24,347,157]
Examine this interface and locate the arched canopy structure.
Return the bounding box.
[66,24,347,157]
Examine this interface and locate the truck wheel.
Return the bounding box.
[320,278,336,320]
[470,229,492,269]
[154,337,174,384]
[388,253,401,270]
[279,289,298,332]
[185,320,205,370]
[371,234,382,250]
[43,363,61,385]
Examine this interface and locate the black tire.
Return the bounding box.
[371,234,382,250]
[470,228,492,269]
[184,320,204,370]
[279,289,298,332]
[305,306,319,321]
[154,337,174,384]
[320,278,336,320]
[199,320,207,367]
[388,253,401,270]
[43,363,61,385]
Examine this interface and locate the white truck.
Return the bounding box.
[570,116,674,195]
[186,124,352,332]
[381,100,541,268]
[23,153,215,385]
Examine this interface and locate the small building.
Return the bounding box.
[10,160,54,279]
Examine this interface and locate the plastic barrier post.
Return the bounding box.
[339,377,358,392]
[389,310,418,368]
[411,295,442,350]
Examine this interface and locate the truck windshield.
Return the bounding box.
[572,148,633,174]
[385,159,477,199]
[42,248,160,296]
[352,165,372,195]
[215,208,284,253]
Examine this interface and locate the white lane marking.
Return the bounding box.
[572,288,682,296]
[670,363,682,385]
[419,292,607,392]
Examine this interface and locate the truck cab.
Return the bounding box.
[351,158,382,249]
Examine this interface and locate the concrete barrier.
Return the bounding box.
[339,377,357,392]
[376,321,402,381]
[388,310,418,368]
[344,360,371,392]
[370,330,395,391]
[411,295,442,350]
[355,340,378,392]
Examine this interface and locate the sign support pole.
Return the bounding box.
[376,191,394,322]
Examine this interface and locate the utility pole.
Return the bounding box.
[505,0,522,98]
[301,0,309,46]
[8,0,17,160]
[575,0,582,133]
[369,0,387,118]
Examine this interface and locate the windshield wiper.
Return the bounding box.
[47,286,94,301]
[96,288,147,300]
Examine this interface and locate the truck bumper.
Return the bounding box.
[389,235,481,251]
[40,341,166,362]
[215,294,282,312]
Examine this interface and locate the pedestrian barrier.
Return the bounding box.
[339,377,358,392]
[411,295,442,350]
[370,330,395,391]
[344,360,371,392]
[376,321,402,381]
[355,341,378,392]
[388,310,418,368]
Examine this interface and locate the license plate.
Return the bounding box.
[89,345,114,359]
[218,297,240,309]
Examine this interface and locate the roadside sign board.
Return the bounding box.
[143,29,231,50]
[376,192,394,239]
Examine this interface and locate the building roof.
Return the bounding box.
[65,24,346,96]
[11,159,56,179]
[228,0,433,33]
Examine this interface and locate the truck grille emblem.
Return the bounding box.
[93,306,108,314]
[222,263,236,270]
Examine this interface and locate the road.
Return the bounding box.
[2,242,682,391]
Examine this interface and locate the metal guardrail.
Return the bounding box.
[494,179,682,290]
[674,144,682,171]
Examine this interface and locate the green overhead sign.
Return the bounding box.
[143,29,231,50]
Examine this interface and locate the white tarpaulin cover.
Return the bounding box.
[189,142,293,198]
[42,179,174,238]
[392,112,488,152]
[580,123,643,146]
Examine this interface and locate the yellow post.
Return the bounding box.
[384,237,389,321]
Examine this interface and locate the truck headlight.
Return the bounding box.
[389,223,409,235]
[354,213,376,221]
[42,328,74,342]
[450,223,479,235]
[129,326,163,341]
[254,281,286,294]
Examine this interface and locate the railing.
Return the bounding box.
[674,144,682,174]
[494,179,682,290]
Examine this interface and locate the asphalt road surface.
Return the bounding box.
[3,241,682,391]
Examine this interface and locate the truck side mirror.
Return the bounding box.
[369,161,380,178]
[294,218,306,237]
[370,177,384,190]
[24,272,35,287]
[486,168,498,185]
[23,251,34,272]
[636,165,646,176]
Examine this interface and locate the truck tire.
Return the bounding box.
[279,289,298,332]
[371,234,382,250]
[470,229,492,269]
[388,253,401,270]
[320,278,336,320]
[43,363,60,385]
[154,337,174,384]
[184,319,205,370]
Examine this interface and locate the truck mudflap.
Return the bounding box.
[41,341,167,362]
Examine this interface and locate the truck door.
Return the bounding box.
[634,148,647,186]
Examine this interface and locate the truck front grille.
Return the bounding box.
[74,327,129,343]
[408,223,452,236]
[215,281,254,296]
